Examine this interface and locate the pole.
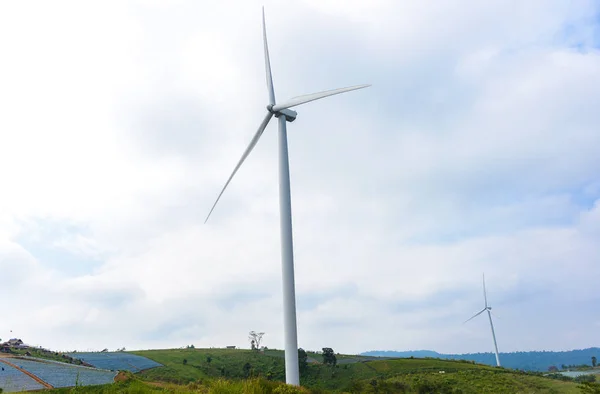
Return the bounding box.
[277,114,300,385]
[487,310,501,367]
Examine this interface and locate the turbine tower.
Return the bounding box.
[464,273,501,367]
[204,8,370,385]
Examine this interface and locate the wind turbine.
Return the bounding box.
[204,8,370,386]
[464,273,501,367]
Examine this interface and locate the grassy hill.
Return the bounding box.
[121,347,584,393]
[47,375,314,393]
[363,348,600,372]
[3,345,595,392]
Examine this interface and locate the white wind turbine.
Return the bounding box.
[464,273,501,367]
[204,8,370,385]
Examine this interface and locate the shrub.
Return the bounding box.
[546,373,573,381]
[576,374,597,383]
[208,379,242,394]
[347,380,365,393]
[273,383,308,394]
[578,382,600,394]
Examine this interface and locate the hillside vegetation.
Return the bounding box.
[3,347,89,366]
[119,348,584,393]
[46,374,312,394]
[42,371,591,394]
[363,348,600,372]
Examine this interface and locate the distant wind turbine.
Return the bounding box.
[464,273,501,367]
[204,8,370,385]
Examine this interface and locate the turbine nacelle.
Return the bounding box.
[268,106,297,122]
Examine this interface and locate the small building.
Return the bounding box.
[2,338,29,349]
[226,346,236,349]
[7,338,23,347]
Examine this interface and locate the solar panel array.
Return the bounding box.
[66,352,162,372]
[0,352,161,392]
[6,358,117,389]
[0,357,118,392]
[0,361,45,392]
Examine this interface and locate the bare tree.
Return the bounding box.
[248,331,265,350]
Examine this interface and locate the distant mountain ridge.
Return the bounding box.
[361,348,600,371]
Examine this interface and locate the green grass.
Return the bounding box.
[3,346,586,393]
[44,376,310,393]
[359,369,582,394]
[37,371,583,394]
[299,358,499,391]
[127,348,580,393]
[132,348,287,384]
[44,379,166,394]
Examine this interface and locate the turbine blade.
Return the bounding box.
[262,7,276,105]
[204,112,274,223]
[271,84,371,112]
[483,273,488,308]
[464,308,486,324]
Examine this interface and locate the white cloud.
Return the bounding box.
[0,0,599,357]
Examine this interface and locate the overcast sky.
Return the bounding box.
[1,0,599,355]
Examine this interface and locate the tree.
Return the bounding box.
[206,355,212,364]
[298,348,308,373]
[322,347,337,366]
[548,365,559,372]
[248,331,265,350]
[592,356,597,367]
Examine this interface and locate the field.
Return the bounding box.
[64,352,162,372]
[0,355,117,392]
[3,348,593,393]
[0,360,46,392]
[44,375,313,393]
[40,372,592,394]
[124,347,584,393]
[131,348,287,383]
